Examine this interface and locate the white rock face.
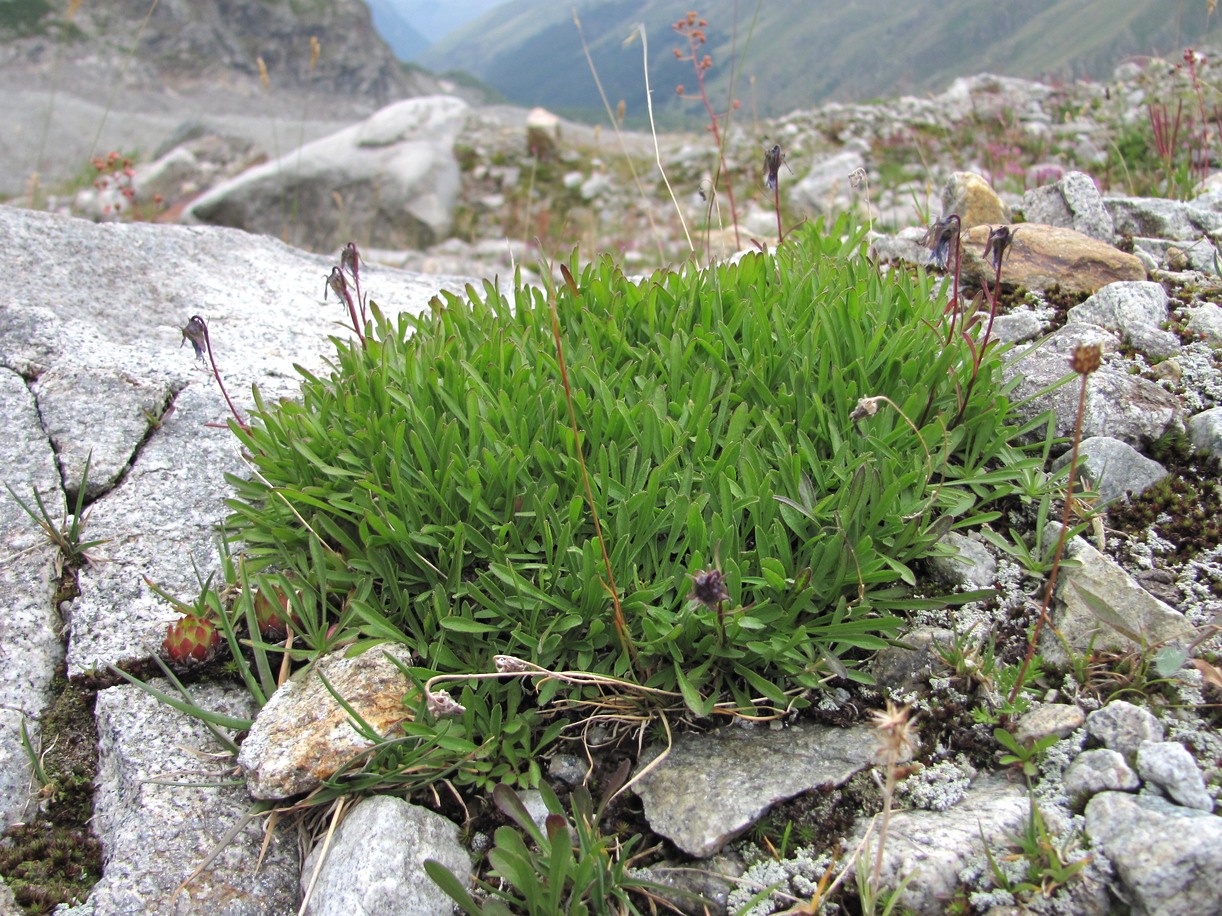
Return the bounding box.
[300,795,470,916]
[0,206,475,680]
[187,96,471,253]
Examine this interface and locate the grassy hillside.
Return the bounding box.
[419,0,1222,126]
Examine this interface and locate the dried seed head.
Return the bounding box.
[688,566,730,607]
[870,700,918,766]
[849,395,884,430]
[495,655,532,674]
[426,689,465,719]
[1070,343,1102,376]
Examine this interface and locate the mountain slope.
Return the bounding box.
[389,0,512,44]
[366,0,430,60]
[419,0,1222,124]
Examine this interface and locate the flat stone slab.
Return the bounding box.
[0,368,64,829]
[632,722,876,857]
[88,682,299,915]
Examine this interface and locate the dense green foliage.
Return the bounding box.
[226,217,1050,786]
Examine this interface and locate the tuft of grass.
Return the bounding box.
[220,216,1052,791]
[5,452,108,578]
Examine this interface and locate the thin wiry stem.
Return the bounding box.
[551,264,639,673]
[1009,367,1090,705]
[572,10,666,262]
[636,23,694,255]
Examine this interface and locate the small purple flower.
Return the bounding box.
[922,216,960,271]
[325,266,349,303]
[983,225,1016,273]
[763,144,783,191]
[340,241,360,281]
[181,315,207,361]
[688,566,730,607]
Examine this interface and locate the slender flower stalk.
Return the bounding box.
[764,144,784,243]
[922,215,962,339]
[181,315,248,431]
[674,11,741,248]
[325,265,366,347]
[340,241,368,328]
[869,701,918,887]
[1009,343,1102,705]
[952,224,1017,427]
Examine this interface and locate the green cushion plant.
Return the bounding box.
[224,215,1054,789]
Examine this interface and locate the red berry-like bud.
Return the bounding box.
[254,586,301,640]
[163,615,220,666]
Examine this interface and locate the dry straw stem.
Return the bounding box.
[868,701,917,886]
[572,8,667,261]
[552,264,638,669]
[628,23,694,253]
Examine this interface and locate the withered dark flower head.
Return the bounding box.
[325,266,348,302]
[1070,342,1102,376]
[181,315,207,361]
[921,215,960,271]
[340,241,360,280]
[982,225,1016,273]
[688,566,730,607]
[849,395,883,431]
[763,144,783,191]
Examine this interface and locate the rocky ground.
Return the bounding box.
[2,45,1222,916]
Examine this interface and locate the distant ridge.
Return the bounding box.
[366,0,431,60]
[418,0,1222,126]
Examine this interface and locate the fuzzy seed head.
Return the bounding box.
[495,655,532,674]
[870,700,918,766]
[1070,342,1102,376]
[426,689,465,718]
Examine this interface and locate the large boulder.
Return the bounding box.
[186,96,471,253]
[961,223,1146,293]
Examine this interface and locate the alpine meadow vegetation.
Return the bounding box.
[212,216,1053,801]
